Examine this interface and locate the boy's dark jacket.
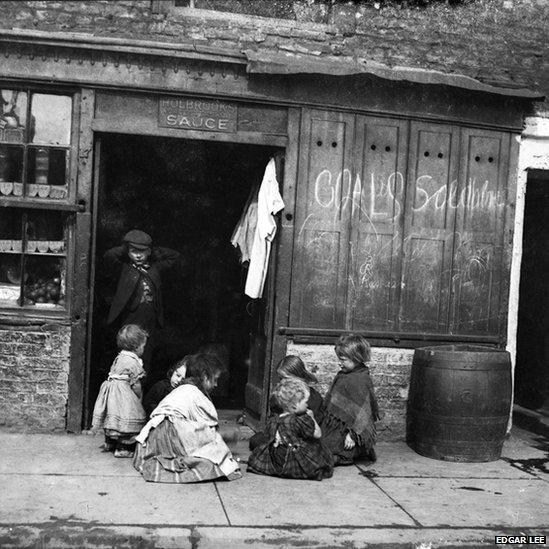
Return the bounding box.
[104,245,180,327]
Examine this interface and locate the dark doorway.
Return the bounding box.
[515,170,549,411]
[86,134,282,422]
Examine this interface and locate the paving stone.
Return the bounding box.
[375,477,549,528]
[0,474,227,525]
[216,465,416,527]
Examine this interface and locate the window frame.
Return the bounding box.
[0,84,80,320]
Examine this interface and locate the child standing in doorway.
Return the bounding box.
[92,324,148,458]
[320,334,379,465]
[248,378,334,480]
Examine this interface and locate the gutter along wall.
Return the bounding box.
[0,0,543,434]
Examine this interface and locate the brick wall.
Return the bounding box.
[0,0,546,111]
[0,323,71,431]
[287,341,414,440]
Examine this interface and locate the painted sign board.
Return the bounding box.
[158,97,237,132]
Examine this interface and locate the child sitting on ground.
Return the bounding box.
[92,324,148,458]
[249,355,324,451]
[320,333,379,466]
[247,378,334,480]
[142,357,188,417]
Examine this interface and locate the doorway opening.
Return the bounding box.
[515,170,549,412]
[86,133,283,422]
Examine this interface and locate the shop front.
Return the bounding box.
[0,33,539,435]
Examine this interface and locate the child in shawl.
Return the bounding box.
[92,324,148,458]
[142,357,188,417]
[320,334,379,466]
[249,355,324,451]
[247,378,334,480]
[133,354,241,483]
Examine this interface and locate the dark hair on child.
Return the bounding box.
[166,356,189,380]
[277,355,317,384]
[334,333,371,365]
[273,378,310,413]
[116,324,148,353]
[184,353,222,396]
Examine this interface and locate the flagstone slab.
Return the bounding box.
[375,477,549,528]
[0,474,227,525]
[216,466,416,527]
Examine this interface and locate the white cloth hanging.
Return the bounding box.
[244,158,284,298]
[230,186,258,264]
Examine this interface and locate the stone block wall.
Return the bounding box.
[0,0,546,111]
[0,323,71,431]
[286,341,414,440]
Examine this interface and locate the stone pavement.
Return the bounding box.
[0,410,547,548]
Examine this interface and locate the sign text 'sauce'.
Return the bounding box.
[158,98,237,133]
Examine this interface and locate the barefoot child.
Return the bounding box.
[320,333,379,466]
[248,378,334,480]
[92,324,148,457]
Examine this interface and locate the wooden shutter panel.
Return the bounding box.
[400,122,460,333]
[450,129,511,334]
[349,116,408,331]
[289,109,354,329]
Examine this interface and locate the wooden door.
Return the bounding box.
[244,154,284,417]
[450,128,511,335]
[349,115,408,331]
[289,109,355,328]
[400,121,460,333]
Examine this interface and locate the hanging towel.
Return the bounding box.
[244,158,285,299]
[230,185,258,264]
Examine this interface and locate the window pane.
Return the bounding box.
[27,147,68,199]
[23,256,66,308]
[0,253,22,306]
[30,94,71,146]
[0,210,22,306]
[0,89,27,143]
[25,211,67,254]
[0,145,24,194]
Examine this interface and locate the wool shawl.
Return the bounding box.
[323,364,379,448]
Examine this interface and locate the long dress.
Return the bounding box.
[320,364,379,465]
[248,412,334,480]
[133,382,241,483]
[92,350,146,443]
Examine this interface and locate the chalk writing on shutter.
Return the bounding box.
[289,110,354,328]
[451,130,509,334]
[400,123,459,332]
[349,117,407,331]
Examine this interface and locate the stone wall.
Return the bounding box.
[0,0,546,111]
[0,323,71,431]
[287,341,414,440]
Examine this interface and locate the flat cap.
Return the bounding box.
[123,229,152,249]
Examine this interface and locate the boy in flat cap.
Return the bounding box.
[104,230,180,373]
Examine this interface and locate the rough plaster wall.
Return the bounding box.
[287,341,414,441]
[507,117,549,398]
[0,0,546,110]
[0,324,71,431]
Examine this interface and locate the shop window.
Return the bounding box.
[0,210,69,309]
[0,87,75,316]
[0,88,72,202]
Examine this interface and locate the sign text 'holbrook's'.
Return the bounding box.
[158,98,237,133]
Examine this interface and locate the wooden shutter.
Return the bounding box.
[289,109,354,329]
[400,122,460,333]
[349,116,408,331]
[450,129,511,334]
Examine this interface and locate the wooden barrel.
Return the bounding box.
[406,344,511,462]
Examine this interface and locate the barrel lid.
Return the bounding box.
[416,344,502,354]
